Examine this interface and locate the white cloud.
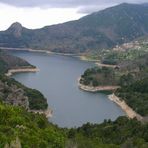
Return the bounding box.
[0,1,147,31]
[0,0,147,8]
[0,3,85,31]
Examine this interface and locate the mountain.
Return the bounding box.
[0,3,148,53]
[7,22,23,37]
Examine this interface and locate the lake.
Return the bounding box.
[10,51,125,128]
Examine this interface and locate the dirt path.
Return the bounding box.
[108,94,143,121]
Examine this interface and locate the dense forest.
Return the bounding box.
[0,102,65,147]
[80,67,117,86]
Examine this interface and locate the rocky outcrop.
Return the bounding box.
[4,137,22,148]
[7,22,23,38]
[0,80,29,109]
[0,79,53,117]
[29,108,53,118]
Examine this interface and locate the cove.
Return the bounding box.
[10,51,125,128]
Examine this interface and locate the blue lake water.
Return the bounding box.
[10,51,125,128]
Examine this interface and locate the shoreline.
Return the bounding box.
[2,49,55,119]
[78,55,100,62]
[0,47,52,54]
[95,63,117,68]
[4,47,144,122]
[29,108,53,118]
[0,47,99,62]
[5,67,53,119]
[0,47,78,56]
[78,78,143,121]
[108,94,143,121]
[78,78,120,92]
[5,67,40,77]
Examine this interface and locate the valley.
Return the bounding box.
[0,2,148,147]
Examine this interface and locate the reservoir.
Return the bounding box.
[10,51,125,128]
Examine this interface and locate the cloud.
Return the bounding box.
[77,4,117,14]
[0,3,84,31]
[0,0,147,30]
[0,0,147,14]
[0,0,147,8]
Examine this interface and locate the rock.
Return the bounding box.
[7,22,23,38]
[0,80,29,109]
[4,137,22,148]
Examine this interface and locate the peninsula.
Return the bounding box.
[78,78,120,92]
[5,67,40,76]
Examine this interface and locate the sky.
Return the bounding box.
[0,0,147,31]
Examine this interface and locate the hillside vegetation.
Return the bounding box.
[116,78,148,116]
[101,39,148,65]
[0,102,65,148]
[0,102,148,147]
[80,67,117,86]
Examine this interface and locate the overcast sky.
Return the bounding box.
[0,0,147,30]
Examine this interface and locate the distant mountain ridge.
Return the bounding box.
[0,3,148,53]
